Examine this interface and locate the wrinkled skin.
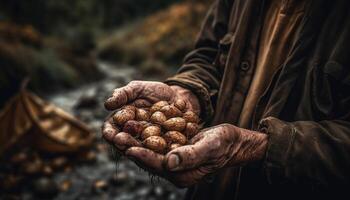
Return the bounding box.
[102,81,268,187]
[104,81,200,114]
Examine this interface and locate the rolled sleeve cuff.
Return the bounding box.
[165,76,214,123]
[258,117,296,184]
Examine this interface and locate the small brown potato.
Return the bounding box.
[142,107,151,112]
[160,105,182,118]
[143,136,167,153]
[141,126,161,140]
[150,111,167,125]
[150,101,169,113]
[102,122,120,141]
[113,132,142,150]
[174,99,186,111]
[135,108,150,121]
[113,109,135,126]
[163,117,186,131]
[139,121,153,129]
[184,122,199,139]
[183,111,200,123]
[169,143,182,151]
[122,120,144,137]
[163,131,187,145]
[122,105,136,112]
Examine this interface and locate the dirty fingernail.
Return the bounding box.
[167,154,180,170]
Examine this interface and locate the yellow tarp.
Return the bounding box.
[0,89,93,156]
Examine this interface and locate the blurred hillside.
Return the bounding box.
[0,0,182,34]
[98,0,210,74]
[0,21,102,108]
[0,0,211,107]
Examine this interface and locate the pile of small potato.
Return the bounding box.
[112,100,200,154]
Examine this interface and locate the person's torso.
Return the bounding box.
[191,0,350,199]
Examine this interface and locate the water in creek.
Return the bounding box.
[45,62,185,200]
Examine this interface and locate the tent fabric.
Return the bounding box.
[0,89,93,156]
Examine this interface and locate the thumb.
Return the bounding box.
[104,81,142,110]
[164,141,209,172]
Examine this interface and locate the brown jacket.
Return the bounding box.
[165,0,350,199]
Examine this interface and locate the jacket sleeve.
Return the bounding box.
[165,0,231,121]
[259,115,350,186]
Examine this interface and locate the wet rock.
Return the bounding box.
[0,194,21,200]
[92,180,108,193]
[76,110,95,122]
[20,158,43,175]
[74,94,98,110]
[79,150,97,163]
[32,177,58,198]
[152,186,165,197]
[136,186,152,197]
[63,165,73,173]
[0,174,23,191]
[168,193,178,200]
[59,180,72,192]
[42,165,54,176]
[92,108,109,120]
[109,171,129,186]
[96,143,108,153]
[51,157,68,170]
[10,152,28,164]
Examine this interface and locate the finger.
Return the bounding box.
[165,139,213,171]
[104,82,143,110]
[125,147,164,173]
[113,132,142,151]
[189,131,206,144]
[131,99,152,108]
[189,125,223,144]
[101,118,119,142]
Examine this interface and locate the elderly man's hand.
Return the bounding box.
[125,124,268,188]
[102,81,268,188]
[104,80,200,113]
[102,81,200,149]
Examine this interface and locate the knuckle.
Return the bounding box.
[129,80,142,86]
[209,139,222,151]
[104,99,114,109]
[128,80,136,85]
[216,125,229,134]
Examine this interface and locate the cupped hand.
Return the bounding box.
[102,81,200,150]
[104,80,200,114]
[124,124,268,187]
